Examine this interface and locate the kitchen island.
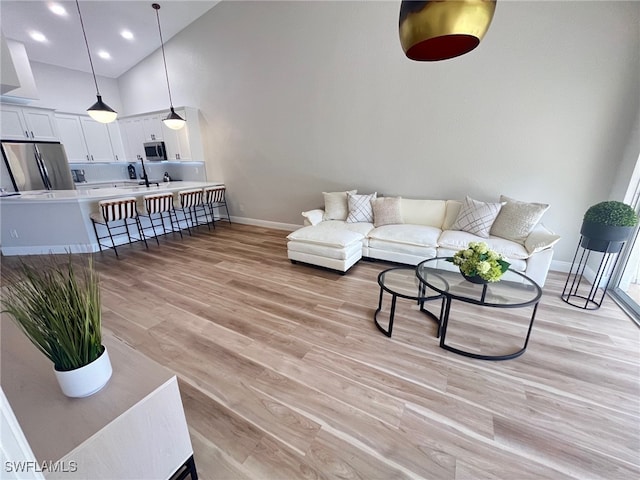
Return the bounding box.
[0,181,223,255]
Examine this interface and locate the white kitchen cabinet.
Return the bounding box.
[119,107,203,162]
[1,105,58,141]
[80,117,114,162]
[163,108,192,160]
[142,114,164,141]
[119,118,146,161]
[55,114,87,162]
[162,107,203,161]
[56,113,120,163]
[107,122,126,162]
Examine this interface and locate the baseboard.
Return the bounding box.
[1,244,99,256]
[230,216,299,232]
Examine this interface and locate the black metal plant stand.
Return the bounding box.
[561,235,626,310]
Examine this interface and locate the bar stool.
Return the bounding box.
[141,193,183,245]
[203,185,231,226]
[90,197,148,257]
[176,189,207,236]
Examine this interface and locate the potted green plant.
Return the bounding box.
[1,255,112,398]
[447,241,510,283]
[580,201,639,253]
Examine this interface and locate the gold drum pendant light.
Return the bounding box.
[75,0,117,123]
[399,0,497,61]
[152,3,186,130]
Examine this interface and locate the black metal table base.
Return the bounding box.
[373,273,442,338]
[437,297,540,361]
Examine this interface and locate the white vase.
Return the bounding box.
[54,346,113,398]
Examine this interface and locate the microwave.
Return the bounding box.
[143,141,167,161]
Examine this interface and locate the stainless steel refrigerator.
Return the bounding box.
[1,141,75,192]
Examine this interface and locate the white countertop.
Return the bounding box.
[0,181,223,203]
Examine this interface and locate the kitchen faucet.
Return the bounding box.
[137,155,159,187]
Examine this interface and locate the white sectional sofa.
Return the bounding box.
[287,192,561,287]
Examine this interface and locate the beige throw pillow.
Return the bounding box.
[372,197,402,227]
[490,195,550,244]
[346,192,377,223]
[323,190,357,221]
[451,196,503,238]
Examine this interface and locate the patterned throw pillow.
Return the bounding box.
[451,196,504,238]
[323,190,357,221]
[490,195,550,244]
[346,192,377,223]
[371,197,402,227]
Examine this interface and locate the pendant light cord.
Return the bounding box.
[153,4,174,109]
[75,0,100,96]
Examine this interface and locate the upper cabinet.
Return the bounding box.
[55,113,122,163]
[142,115,164,141]
[119,107,203,162]
[1,105,59,141]
[119,118,146,161]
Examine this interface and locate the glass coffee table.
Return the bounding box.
[374,267,442,338]
[416,257,542,360]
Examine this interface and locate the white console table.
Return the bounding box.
[1,318,196,480]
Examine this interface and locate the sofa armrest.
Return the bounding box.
[302,209,325,226]
[525,223,561,255]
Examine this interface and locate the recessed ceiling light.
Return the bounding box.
[29,31,47,43]
[121,30,134,40]
[97,50,111,60]
[48,3,67,16]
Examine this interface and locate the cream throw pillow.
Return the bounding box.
[490,195,550,244]
[451,196,503,238]
[346,192,377,223]
[323,190,357,221]
[372,197,402,227]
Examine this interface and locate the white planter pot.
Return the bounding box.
[53,347,113,398]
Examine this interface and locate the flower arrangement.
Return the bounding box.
[448,242,510,282]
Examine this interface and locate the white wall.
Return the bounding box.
[28,62,122,115]
[118,1,640,263]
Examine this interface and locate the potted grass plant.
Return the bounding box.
[580,201,638,253]
[1,255,112,398]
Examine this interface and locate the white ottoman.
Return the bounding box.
[287,224,364,273]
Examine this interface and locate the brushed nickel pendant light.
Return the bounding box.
[75,0,117,123]
[399,0,497,61]
[152,3,186,131]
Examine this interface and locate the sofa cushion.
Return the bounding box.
[323,190,357,221]
[369,242,438,259]
[399,199,447,227]
[369,224,441,248]
[287,240,362,260]
[490,195,550,244]
[438,230,530,260]
[442,200,462,230]
[346,192,377,223]
[524,224,561,254]
[372,197,402,227]
[451,196,504,238]
[301,209,324,226]
[287,222,365,248]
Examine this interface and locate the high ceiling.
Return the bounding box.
[0,1,219,78]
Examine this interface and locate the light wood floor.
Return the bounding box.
[3,223,639,479]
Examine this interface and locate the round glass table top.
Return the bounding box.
[377,267,426,300]
[416,257,542,307]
